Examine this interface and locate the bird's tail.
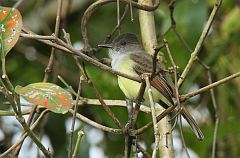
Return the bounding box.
[158,100,204,140]
[181,106,204,141]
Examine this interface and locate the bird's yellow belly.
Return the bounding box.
[116,55,170,105]
[118,76,162,104]
[118,76,141,100]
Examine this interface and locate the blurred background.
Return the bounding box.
[0,0,240,157]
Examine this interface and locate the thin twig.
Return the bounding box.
[13,0,25,8]
[181,72,240,101]
[57,75,148,114]
[22,27,71,53]
[58,75,77,96]
[129,0,133,22]
[163,38,183,157]
[179,116,190,158]
[21,28,141,82]
[131,82,146,126]
[68,77,83,158]
[132,106,175,136]
[68,109,123,134]
[178,0,223,87]
[12,1,62,155]
[20,33,55,40]
[104,4,129,43]
[62,0,73,27]
[43,0,63,82]
[0,109,31,116]
[117,0,121,35]
[208,71,220,158]
[88,75,124,129]
[168,0,176,27]
[72,130,85,158]
[124,99,133,158]
[61,28,82,158]
[13,106,38,157]
[144,74,160,158]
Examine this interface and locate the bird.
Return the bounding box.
[98,33,204,141]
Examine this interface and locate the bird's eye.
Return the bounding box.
[120,41,127,45]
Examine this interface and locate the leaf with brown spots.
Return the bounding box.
[15,82,74,114]
[0,7,22,56]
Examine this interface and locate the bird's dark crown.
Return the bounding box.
[112,33,140,46]
[98,33,141,49]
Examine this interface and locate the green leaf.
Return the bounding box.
[0,7,22,56]
[15,82,73,114]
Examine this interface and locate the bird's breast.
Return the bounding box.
[112,55,140,100]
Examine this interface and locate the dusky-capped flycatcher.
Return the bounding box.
[98,33,204,140]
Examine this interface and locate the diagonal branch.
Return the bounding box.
[181,72,240,102]
[178,0,223,87]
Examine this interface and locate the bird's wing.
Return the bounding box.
[130,52,174,105]
[130,52,204,140]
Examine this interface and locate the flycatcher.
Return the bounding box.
[98,33,204,140]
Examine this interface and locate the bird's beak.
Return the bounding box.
[98,43,113,48]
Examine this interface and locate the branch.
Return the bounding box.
[72,130,85,158]
[81,0,160,48]
[144,75,160,158]
[13,0,26,8]
[68,77,83,158]
[68,109,123,134]
[43,0,63,82]
[177,0,223,87]
[208,71,220,158]
[132,106,175,136]
[0,109,31,116]
[180,72,240,102]
[78,60,124,129]
[21,29,141,82]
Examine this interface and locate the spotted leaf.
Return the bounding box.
[15,83,73,114]
[0,7,22,56]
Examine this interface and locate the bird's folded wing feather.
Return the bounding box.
[130,52,204,140]
[130,52,174,105]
